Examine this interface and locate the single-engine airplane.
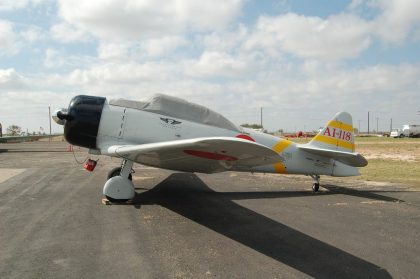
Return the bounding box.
[53,94,367,202]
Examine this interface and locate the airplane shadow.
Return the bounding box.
[132,173,392,278]
[322,184,405,203]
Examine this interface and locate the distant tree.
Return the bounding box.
[6,125,22,136]
[240,123,263,129]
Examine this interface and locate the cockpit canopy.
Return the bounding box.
[109,94,240,132]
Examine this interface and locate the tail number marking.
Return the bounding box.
[323,127,352,142]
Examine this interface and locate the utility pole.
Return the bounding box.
[358,120,361,134]
[376,117,379,134]
[260,107,263,128]
[390,118,392,132]
[48,106,51,141]
[367,111,370,134]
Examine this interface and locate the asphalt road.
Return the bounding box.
[0,142,419,278]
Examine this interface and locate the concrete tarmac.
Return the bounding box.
[0,142,419,278]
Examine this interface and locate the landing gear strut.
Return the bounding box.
[310,174,320,192]
[107,166,133,180]
[103,159,135,202]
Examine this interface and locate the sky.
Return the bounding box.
[0,0,419,134]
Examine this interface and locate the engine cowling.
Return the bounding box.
[59,95,106,149]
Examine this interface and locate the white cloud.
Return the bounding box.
[44,48,63,68]
[0,20,19,56]
[57,0,243,40]
[371,0,420,43]
[349,0,420,43]
[201,25,248,52]
[0,0,31,11]
[239,1,420,61]
[142,36,187,57]
[97,42,132,61]
[185,51,252,78]
[50,23,90,43]
[0,0,50,11]
[98,36,188,61]
[0,68,26,90]
[245,13,372,61]
[0,22,48,55]
[20,25,45,43]
[66,62,177,86]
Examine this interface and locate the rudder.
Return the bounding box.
[309,112,355,152]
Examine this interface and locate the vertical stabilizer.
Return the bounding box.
[308,112,355,152]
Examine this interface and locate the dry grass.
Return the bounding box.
[356,138,420,187]
[358,159,420,187]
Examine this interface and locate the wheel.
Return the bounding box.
[105,195,128,203]
[312,183,320,192]
[107,167,132,180]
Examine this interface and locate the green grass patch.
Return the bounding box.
[359,159,420,186]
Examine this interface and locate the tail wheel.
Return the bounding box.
[107,167,133,180]
[312,183,320,192]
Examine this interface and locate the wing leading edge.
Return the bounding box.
[103,137,282,173]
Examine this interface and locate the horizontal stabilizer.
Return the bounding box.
[299,145,368,167]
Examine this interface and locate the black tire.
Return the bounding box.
[107,167,132,180]
[312,183,320,192]
[105,195,128,203]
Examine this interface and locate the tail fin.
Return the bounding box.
[309,112,355,152]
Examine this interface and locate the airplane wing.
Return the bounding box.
[103,137,282,173]
[299,145,368,167]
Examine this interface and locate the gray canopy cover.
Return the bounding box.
[109,94,240,132]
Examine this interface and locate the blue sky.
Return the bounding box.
[0,0,419,134]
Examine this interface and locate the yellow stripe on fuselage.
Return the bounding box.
[327,120,353,132]
[272,139,293,174]
[313,134,354,151]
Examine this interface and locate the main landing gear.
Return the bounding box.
[310,174,320,192]
[103,159,135,202]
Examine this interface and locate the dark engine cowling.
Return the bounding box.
[63,95,106,149]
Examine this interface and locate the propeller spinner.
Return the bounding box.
[52,108,68,125]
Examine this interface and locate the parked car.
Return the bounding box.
[391,125,420,138]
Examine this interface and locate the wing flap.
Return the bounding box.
[103,137,282,173]
[299,145,368,167]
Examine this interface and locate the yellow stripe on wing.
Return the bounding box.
[313,134,355,151]
[272,139,293,153]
